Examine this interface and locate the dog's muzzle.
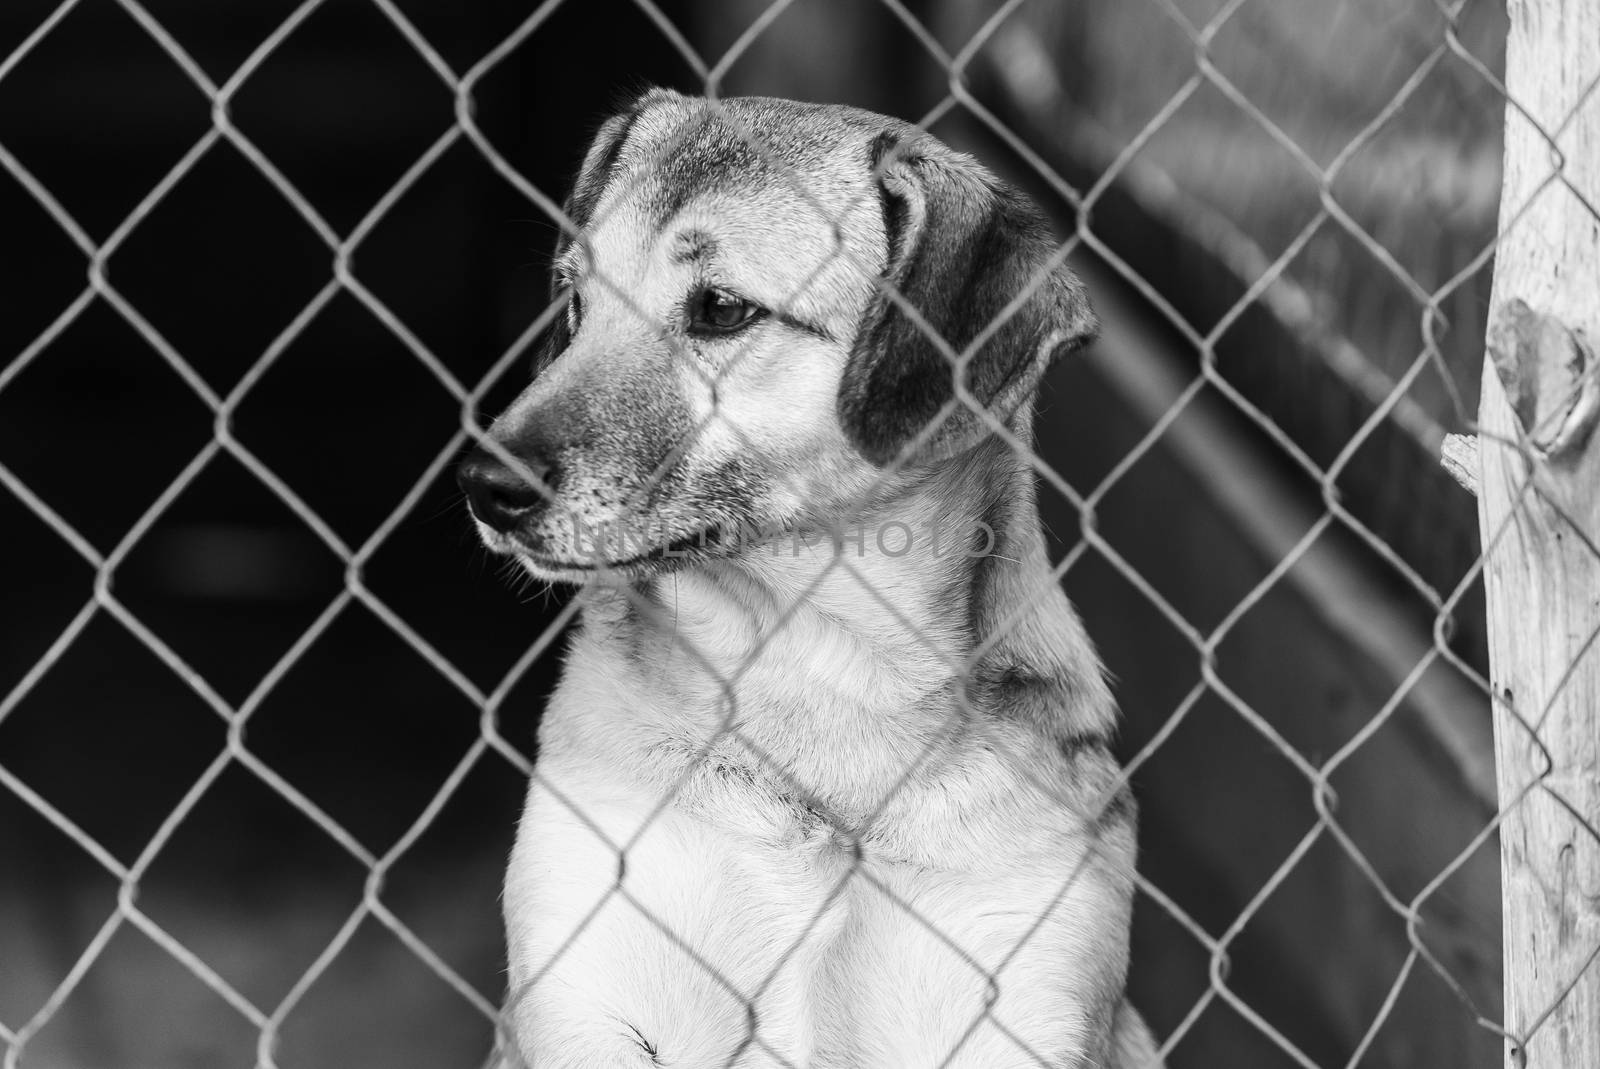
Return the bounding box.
[456,449,557,535]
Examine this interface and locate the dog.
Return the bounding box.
[458,88,1161,1068]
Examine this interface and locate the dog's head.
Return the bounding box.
[458,89,1096,582]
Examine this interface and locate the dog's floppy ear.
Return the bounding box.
[535,88,675,370]
[837,132,1098,465]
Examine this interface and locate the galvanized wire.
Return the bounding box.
[2,0,1597,1067]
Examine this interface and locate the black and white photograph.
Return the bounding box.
[2,1,1596,1066]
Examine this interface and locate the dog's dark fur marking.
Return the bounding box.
[669,229,719,264]
[532,92,660,375]
[838,141,1099,466]
[564,91,660,244]
[867,131,911,262]
[866,130,901,180]
[533,294,574,377]
[647,119,764,231]
[623,1021,661,1063]
[641,97,884,238]
[962,468,1012,653]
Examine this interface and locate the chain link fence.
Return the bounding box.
[2,0,1597,1066]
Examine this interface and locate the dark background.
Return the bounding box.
[2,1,700,1063]
[2,1,1505,1066]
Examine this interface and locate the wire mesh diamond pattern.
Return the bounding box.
[4,0,1599,1066]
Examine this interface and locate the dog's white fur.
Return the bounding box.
[464,90,1160,1068]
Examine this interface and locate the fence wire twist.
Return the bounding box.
[2,0,1597,1066]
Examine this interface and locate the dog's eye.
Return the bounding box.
[687,288,762,337]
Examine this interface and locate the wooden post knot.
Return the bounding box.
[1488,299,1600,462]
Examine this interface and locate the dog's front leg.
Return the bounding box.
[500,775,841,1068]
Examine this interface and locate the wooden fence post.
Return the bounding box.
[1479,1,1600,1065]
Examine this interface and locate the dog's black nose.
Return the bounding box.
[457,450,556,533]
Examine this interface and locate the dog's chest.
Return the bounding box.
[548,594,1085,866]
[554,670,1072,879]
[508,738,1098,1068]
[518,608,1119,1065]
[574,603,954,809]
